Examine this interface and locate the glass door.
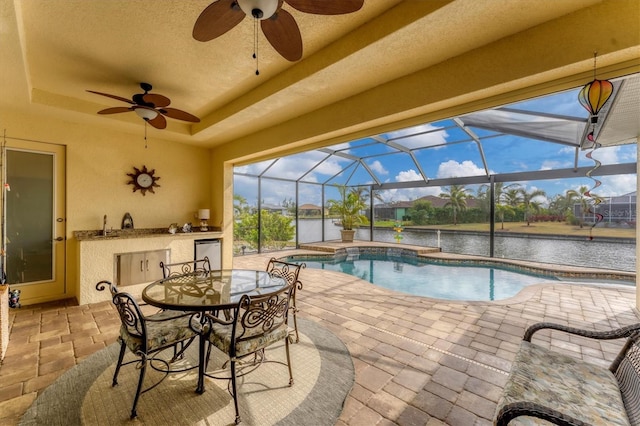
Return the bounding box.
[2,140,66,303]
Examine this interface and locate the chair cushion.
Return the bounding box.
[121,310,197,354]
[208,322,288,357]
[496,341,630,426]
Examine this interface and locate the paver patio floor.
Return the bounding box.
[1,250,638,425]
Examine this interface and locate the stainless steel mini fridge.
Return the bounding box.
[194,239,221,270]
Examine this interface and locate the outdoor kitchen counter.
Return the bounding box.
[74,228,223,305]
[74,227,222,241]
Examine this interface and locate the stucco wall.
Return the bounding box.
[0,286,8,360]
[1,109,212,304]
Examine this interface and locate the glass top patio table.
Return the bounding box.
[142,269,287,311]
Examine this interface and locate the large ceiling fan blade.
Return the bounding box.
[261,10,303,61]
[193,0,245,42]
[147,114,167,129]
[97,107,133,115]
[159,107,200,123]
[142,93,171,108]
[284,0,363,15]
[87,90,134,105]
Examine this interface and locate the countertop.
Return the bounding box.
[73,227,223,241]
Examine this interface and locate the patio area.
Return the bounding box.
[0,249,638,425]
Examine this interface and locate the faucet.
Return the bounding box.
[103,215,108,236]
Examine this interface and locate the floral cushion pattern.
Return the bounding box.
[208,321,288,357]
[496,341,630,426]
[120,311,197,354]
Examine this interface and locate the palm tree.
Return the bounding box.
[439,184,469,225]
[479,182,519,204]
[478,182,519,222]
[327,186,369,231]
[353,186,384,204]
[233,194,249,216]
[548,192,577,218]
[352,186,384,222]
[475,185,491,220]
[502,187,523,207]
[567,185,600,228]
[518,187,547,225]
[495,203,516,230]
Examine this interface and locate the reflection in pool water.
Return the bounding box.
[286,253,614,301]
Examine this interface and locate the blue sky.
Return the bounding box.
[234,87,637,207]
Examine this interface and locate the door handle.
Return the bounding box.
[55,237,64,241]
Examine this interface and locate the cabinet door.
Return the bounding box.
[117,252,147,286]
[144,250,169,282]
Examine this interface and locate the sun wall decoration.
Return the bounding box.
[126,166,160,196]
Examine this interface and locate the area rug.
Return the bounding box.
[20,318,354,426]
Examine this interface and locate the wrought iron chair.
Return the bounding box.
[266,257,306,342]
[160,256,212,278]
[495,321,640,426]
[197,283,295,425]
[95,280,200,419]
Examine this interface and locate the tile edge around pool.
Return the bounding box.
[285,245,636,284]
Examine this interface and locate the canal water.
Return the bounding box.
[295,219,636,272]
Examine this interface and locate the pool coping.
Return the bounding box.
[294,241,636,283]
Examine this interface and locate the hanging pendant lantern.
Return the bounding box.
[578,79,613,123]
[578,52,613,124]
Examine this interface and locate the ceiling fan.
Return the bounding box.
[193,0,364,62]
[87,83,200,130]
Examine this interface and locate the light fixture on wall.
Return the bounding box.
[198,209,210,231]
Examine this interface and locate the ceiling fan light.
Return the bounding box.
[135,108,159,121]
[237,0,278,20]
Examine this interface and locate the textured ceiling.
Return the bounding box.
[1,0,637,149]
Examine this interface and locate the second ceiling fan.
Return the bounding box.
[87,83,200,130]
[193,0,364,62]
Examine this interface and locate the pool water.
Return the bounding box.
[287,253,560,301]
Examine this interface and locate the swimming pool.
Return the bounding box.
[285,249,617,301]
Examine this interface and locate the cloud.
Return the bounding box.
[396,169,424,182]
[540,159,572,170]
[436,160,487,178]
[234,159,275,175]
[597,174,637,196]
[582,145,638,166]
[368,160,388,175]
[380,186,441,202]
[385,123,448,150]
[236,151,353,185]
[373,169,439,201]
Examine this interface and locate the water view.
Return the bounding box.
[295,219,636,272]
